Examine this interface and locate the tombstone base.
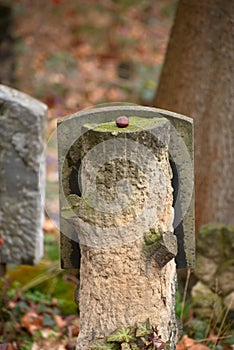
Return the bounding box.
[76,241,178,350]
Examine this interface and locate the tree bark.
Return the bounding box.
[154,0,234,228]
[0,4,15,85]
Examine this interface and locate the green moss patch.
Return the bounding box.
[84,116,167,134]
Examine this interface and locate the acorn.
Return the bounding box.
[115,116,129,128]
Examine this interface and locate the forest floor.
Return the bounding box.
[0,0,233,349]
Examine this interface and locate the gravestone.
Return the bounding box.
[0,85,47,271]
[192,224,234,318]
[57,105,195,350]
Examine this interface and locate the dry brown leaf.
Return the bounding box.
[6,344,14,350]
[183,335,196,348]
[41,328,59,339]
[31,343,40,350]
[43,217,57,233]
[21,312,43,334]
[54,314,67,329]
[70,323,80,337]
[207,333,219,343]
[177,336,212,350]
[8,301,17,308]
[176,338,187,350]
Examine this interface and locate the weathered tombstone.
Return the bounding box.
[0,84,47,274]
[57,105,195,350]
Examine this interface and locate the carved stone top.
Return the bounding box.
[58,105,195,269]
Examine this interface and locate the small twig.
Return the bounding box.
[195,334,233,343]
[209,278,224,337]
[205,306,215,339]
[180,269,191,322]
[20,262,61,292]
[215,299,233,347]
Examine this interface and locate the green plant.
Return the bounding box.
[91,320,170,350]
[20,340,34,350]
[0,278,26,341]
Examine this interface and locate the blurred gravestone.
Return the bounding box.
[192,225,234,318]
[58,105,195,349]
[0,85,47,274]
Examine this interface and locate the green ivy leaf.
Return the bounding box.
[139,337,153,347]
[91,343,119,350]
[107,326,135,343]
[135,320,151,338]
[163,341,170,350]
[129,344,140,350]
[42,314,57,327]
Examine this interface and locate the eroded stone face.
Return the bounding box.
[57,106,194,350]
[0,84,47,265]
[58,106,195,269]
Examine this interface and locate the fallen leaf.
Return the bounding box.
[176,338,187,350]
[31,343,40,350]
[21,312,43,334]
[8,301,17,308]
[54,315,67,329]
[43,218,57,233]
[177,335,196,350]
[176,335,195,350]
[6,344,14,350]
[41,328,59,339]
[176,336,212,350]
[70,323,80,337]
[183,335,196,348]
[207,333,219,343]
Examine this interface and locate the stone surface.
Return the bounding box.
[78,248,177,349]
[224,292,234,311]
[0,84,47,264]
[192,225,234,317]
[195,255,217,285]
[216,260,234,296]
[58,105,195,269]
[191,281,223,319]
[57,106,194,350]
[75,116,177,349]
[194,225,234,294]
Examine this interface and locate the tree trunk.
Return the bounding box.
[154,0,234,228]
[0,4,15,85]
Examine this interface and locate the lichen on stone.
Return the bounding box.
[143,228,162,246]
[84,116,167,134]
